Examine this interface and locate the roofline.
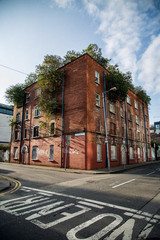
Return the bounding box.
[59,53,110,73]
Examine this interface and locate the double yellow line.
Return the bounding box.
[0,175,21,196]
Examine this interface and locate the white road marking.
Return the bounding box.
[137,223,155,240]
[146,171,155,176]
[112,179,135,189]
[31,204,91,229]
[1,185,159,240]
[67,213,123,240]
[77,201,104,209]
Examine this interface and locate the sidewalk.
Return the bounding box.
[0,160,160,193]
[0,176,11,193]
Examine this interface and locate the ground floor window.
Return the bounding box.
[97,144,102,162]
[32,146,38,160]
[129,147,134,159]
[49,145,54,161]
[111,145,117,161]
[13,147,18,159]
[137,147,141,159]
[148,148,151,158]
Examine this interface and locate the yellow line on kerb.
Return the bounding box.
[0,175,21,196]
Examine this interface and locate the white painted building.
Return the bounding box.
[0,103,13,145]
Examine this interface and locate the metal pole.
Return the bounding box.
[125,99,129,164]
[143,103,148,161]
[103,72,110,170]
[61,70,65,168]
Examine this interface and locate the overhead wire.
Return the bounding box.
[0,64,28,75]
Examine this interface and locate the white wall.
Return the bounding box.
[0,113,12,143]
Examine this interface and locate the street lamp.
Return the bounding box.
[102,87,117,171]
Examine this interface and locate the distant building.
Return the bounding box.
[154,121,160,134]
[0,103,13,145]
[10,54,152,169]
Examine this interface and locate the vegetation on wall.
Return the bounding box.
[5,43,151,116]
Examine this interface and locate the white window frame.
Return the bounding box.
[16,113,20,122]
[129,147,134,159]
[134,100,138,109]
[49,145,54,161]
[96,93,100,107]
[14,128,19,140]
[26,93,29,103]
[136,115,139,125]
[109,102,115,114]
[127,95,131,104]
[120,107,123,117]
[25,109,28,120]
[13,147,18,159]
[34,106,40,117]
[111,145,117,161]
[137,147,141,159]
[33,126,39,138]
[50,121,56,135]
[32,146,38,160]
[95,71,100,84]
[97,143,102,162]
[24,128,28,139]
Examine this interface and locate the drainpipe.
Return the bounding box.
[103,72,110,169]
[19,103,24,164]
[61,70,65,168]
[125,99,129,164]
[28,89,33,165]
[143,103,148,161]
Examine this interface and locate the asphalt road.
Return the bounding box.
[0,162,160,240]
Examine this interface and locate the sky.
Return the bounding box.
[0,0,160,125]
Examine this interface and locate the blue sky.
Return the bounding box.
[0,0,160,125]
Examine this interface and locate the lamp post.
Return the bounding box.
[102,87,117,171]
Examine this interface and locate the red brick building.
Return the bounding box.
[10,54,152,169]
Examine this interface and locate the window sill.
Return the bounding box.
[97,160,102,163]
[32,159,38,161]
[32,136,40,139]
[34,116,41,118]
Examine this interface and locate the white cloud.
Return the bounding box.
[138,35,160,94]
[51,0,75,8]
[83,0,160,94]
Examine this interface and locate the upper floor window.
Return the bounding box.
[127,95,131,104]
[134,100,138,109]
[109,102,115,114]
[128,110,132,121]
[25,110,28,120]
[120,107,123,117]
[50,122,55,135]
[16,113,20,122]
[95,71,100,84]
[14,127,19,140]
[24,128,28,139]
[35,87,41,98]
[34,106,40,117]
[136,115,139,125]
[26,93,29,104]
[33,126,39,138]
[96,93,100,107]
[110,122,116,135]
